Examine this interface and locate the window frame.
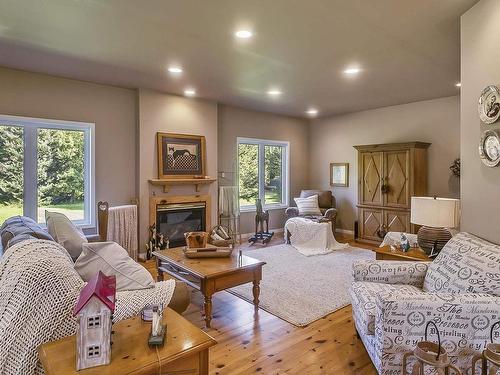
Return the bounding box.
[0,114,95,229]
[237,137,290,212]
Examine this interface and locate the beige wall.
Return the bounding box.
[309,96,460,231]
[217,104,310,234]
[460,0,500,243]
[0,67,137,221]
[137,89,218,248]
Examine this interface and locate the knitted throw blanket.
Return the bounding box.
[0,239,175,375]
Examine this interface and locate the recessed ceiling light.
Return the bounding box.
[343,67,361,75]
[168,66,183,74]
[455,82,461,87]
[306,108,319,116]
[267,89,282,96]
[184,88,196,97]
[235,30,253,39]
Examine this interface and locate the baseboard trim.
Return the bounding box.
[240,228,284,241]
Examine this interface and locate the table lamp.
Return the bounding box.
[410,197,460,256]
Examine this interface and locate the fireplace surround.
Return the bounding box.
[149,195,211,248]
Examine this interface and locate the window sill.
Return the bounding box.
[240,204,288,213]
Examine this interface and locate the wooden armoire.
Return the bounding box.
[354,142,430,244]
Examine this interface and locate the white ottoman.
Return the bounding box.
[284,217,348,256]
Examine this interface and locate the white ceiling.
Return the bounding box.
[0,0,478,118]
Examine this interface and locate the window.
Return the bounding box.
[87,345,101,358]
[87,315,101,328]
[0,115,95,227]
[237,137,289,211]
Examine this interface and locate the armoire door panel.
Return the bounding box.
[384,210,410,234]
[361,152,383,206]
[359,208,383,241]
[384,150,410,208]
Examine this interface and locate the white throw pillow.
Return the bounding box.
[75,241,154,291]
[294,195,322,216]
[45,210,88,261]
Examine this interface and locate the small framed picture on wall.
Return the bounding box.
[330,163,349,187]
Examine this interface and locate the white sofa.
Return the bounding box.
[350,232,500,374]
[0,239,176,375]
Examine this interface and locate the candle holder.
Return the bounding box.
[402,321,461,375]
[471,321,500,375]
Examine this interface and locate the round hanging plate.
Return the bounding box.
[478,85,500,124]
[479,129,500,167]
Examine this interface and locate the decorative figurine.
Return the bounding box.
[400,233,411,252]
[73,271,116,371]
[248,199,274,245]
[146,223,169,259]
[148,305,166,346]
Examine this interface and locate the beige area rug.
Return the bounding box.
[229,244,374,327]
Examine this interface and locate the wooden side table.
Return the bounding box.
[373,245,431,261]
[38,308,216,375]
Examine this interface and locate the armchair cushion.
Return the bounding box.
[294,195,321,216]
[350,281,422,336]
[423,232,500,296]
[300,190,333,209]
[353,260,430,287]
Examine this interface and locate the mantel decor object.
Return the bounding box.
[410,197,460,256]
[478,85,500,124]
[157,132,206,179]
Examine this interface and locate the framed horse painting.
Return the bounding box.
[157,132,206,178]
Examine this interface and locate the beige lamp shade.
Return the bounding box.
[411,197,460,228]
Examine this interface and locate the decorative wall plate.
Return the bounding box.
[478,85,500,124]
[479,129,500,167]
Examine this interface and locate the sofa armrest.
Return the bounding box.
[113,280,176,322]
[352,260,430,287]
[375,291,500,358]
[285,207,299,218]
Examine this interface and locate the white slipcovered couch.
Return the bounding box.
[0,239,176,375]
[350,232,500,374]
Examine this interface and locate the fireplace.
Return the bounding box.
[156,201,207,248]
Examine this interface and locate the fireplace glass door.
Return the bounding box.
[156,203,206,248]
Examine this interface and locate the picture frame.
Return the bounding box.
[157,132,206,179]
[330,162,349,187]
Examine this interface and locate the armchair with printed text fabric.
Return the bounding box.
[349,232,500,375]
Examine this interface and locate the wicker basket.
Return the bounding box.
[209,225,233,247]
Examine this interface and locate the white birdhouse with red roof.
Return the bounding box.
[73,271,116,370]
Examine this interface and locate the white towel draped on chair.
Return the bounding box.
[107,205,138,260]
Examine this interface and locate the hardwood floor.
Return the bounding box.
[177,234,378,375]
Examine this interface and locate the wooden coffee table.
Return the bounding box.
[154,248,266,328]
[38,308,216,375]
